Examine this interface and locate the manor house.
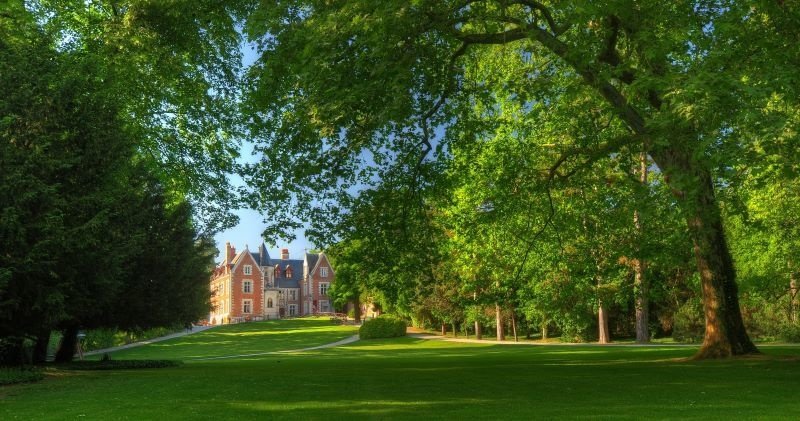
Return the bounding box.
[209,242,335,324]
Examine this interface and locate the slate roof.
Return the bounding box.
[305,253,319,275]
[274,259,303,289]
[249,243,272,267]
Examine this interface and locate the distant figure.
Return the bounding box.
[185,322,193,333]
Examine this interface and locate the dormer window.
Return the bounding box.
[286,266,293,278]
[275,266,281,278]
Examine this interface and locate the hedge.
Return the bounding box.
[359,316,407,339]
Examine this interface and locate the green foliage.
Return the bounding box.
[777,324,800,343]
[0,367,44,386]
[672,298,705,343]
[359,316,407,340]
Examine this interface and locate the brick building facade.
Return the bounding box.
[209,242,336,325]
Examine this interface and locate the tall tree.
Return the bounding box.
[26,0,248,232]
[241,0,800,357]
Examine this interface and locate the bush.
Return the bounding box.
[0,367,44,385]
[359,316,407,339]
[673,298,705,343]
[779,324,800,343]
[57,360,182,370]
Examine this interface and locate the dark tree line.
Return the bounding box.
[0,4,229,364]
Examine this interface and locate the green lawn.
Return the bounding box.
[3,319,800,420]
[94,317,359,360]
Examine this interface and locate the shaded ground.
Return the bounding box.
[4,320,800,420]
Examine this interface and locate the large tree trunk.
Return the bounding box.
[651,149,758,358]
[790,270,798,324]
[634,150,650,343]
[495,303,505,341]
[541,323,549,340]
[33,331,51,364]
[511,310,518,342]
[598,299,610,344]
[475,321,482,340]
[353,296,361,323]
[55,325,79,363]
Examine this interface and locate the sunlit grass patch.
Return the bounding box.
[4,319,800,419]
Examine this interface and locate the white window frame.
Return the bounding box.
[243,265,252,275]
[289,289,297,301]
[243,280,253,293]
[243,299,252,314]
[320,267,328,278]
[288,304,297,316]
[320,282,330,296]
[320,300,330,312]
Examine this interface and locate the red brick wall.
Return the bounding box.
[230,253,263,319]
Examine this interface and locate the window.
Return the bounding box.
[243,280,252,293]
[320,267,328,278]
[286,266,293,278]
[243,299,252,314]
[243,265,252,275]
[289,289,297,301]
[267,298,273,308]
[320,300,330,312]
[274,266,281,278]
[288,304,297,316]
[320,283,329,296]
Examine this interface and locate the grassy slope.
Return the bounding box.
[97,317,359,360]
[3,321,800,419]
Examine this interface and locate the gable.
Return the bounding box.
[309,253,334,278]
[231,250,263,276]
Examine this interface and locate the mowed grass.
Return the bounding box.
[97,317,359,360]
[3,320,800,420]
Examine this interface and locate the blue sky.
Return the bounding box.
[212,39,314,263]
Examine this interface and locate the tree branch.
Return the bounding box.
[455,28,529,45]
[508,0,568,35]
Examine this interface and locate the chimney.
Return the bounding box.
[226,242,236,266]
[281,248,289,260]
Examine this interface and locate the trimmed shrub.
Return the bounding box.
[57,360,182,370]
[0,367,44,385]
[359,316,407,339]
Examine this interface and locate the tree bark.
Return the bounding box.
[542,323,549,340]
[634,150,649,343]
[790,270,798,324]
[598,299,610,344]
[650,148,758,358]
[55,325,79,363]
[33,331,51,364]
[511,310,518,342]
[495,303,505,341]
[452,322,457,338]
[441,323,446,336]
[475,321,482,340]
[353,296,361,323]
